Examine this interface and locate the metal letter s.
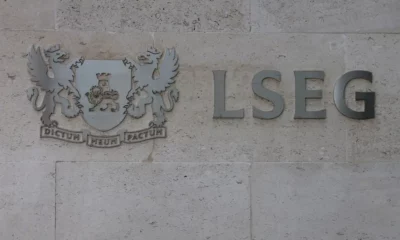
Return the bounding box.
[252,70,285,119]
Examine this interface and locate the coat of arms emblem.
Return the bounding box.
[26,44,179,147]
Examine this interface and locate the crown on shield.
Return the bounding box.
[96,73,111,81]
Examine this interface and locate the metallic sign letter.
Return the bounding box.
[213,70,244,118]
[334,71,375,119]
[252,70,285,119]
[294,71,326,119]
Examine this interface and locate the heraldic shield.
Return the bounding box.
[74,60,131,131]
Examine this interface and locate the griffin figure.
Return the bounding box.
[123,47,180,127]
[26,44,81,126]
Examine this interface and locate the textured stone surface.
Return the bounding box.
[251,0,400,33]
[56,0,250,32]
[0,162,55,240]
[0,0,55,30]
[1,0,400,238]
[252,162,400,240]
[56,162,250,240]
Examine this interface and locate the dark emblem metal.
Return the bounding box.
[86,73,120,113]
[27,44,179,148]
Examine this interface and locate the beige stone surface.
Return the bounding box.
[1,0,400,238]
[56,0,250,32]
[0,0,55,30]
[252,162,400,240]
[251,0,400,33]
[0,162,55,240]
[56,162,250,240]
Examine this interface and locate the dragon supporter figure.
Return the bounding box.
[26,44,80,126]
[123,47,180,127]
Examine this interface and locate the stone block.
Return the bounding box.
[251,0,400,33]
[1,30,399,163]
[0,0,55,30]
[0,162,55,240]
[252,162,400,240]
[56,162,250,240]
[56,0,250,32]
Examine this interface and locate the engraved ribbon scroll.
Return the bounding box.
[40,126,166,148]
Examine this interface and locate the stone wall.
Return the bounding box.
[1,0,400,239]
